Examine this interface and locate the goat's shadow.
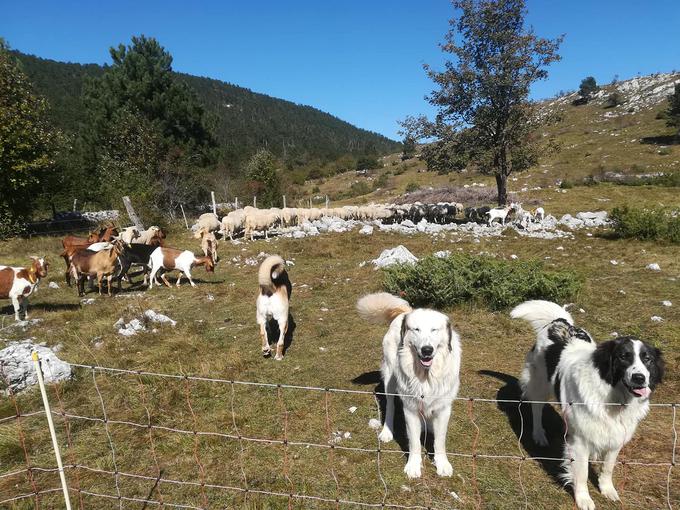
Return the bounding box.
[264,312,296,356]
[351,371,435,458]
[478,370,571,489]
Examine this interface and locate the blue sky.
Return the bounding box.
[2,1,679,140]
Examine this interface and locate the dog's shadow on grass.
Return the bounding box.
[264,312,296,356]
[351,371,435,458]
[479,370,571,490]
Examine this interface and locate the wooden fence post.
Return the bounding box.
[283,195,286,208]
[180,204,189,229]
[122,196,145,230]
[253,196,257,208]
[211,191,217,216]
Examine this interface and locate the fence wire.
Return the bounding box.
[0,361,677,509]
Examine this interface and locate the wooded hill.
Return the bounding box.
[13,51,400,164]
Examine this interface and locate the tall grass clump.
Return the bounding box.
[383,254,581,311]
[610,206,680,244]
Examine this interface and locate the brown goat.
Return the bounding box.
[60,224,119,285]
[69,240,124,296]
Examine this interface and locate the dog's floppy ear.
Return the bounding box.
[593,339,617,385]
[446,318,453,352]
[399,313,410,348]
[649,345,665,389]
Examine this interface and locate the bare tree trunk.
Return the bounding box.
[122,196,145,230]
[495,173,508,206]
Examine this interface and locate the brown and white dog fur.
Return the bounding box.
[256,255,291,360]
[0,257,49,320]
[148,247,215,288]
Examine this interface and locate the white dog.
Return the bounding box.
[256,255,291,360]
[357,292,462,478]
[512,300,665,510]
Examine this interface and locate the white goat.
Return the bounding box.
[486,205,512,226]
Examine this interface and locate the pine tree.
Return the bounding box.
[578,76,599,102]
[401,135,416,160]
[401,0,562,204]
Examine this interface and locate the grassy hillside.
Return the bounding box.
[13,51,401,164]
[295,72,680,210]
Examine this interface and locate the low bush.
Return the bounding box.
[382,254,582,311]
[610,206,680,244]
[405,182,420,193]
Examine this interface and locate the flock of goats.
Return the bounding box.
[0,201,546,322]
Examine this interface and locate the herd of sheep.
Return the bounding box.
[193,202,546,240]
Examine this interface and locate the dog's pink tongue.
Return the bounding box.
[421,358,433,367]
[633,387,651,398]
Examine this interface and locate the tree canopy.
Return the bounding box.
[666,83,680,135]
[577,76,599,102]
[402,0,562,204]
[0,41,61,234]
[245,149,282,208]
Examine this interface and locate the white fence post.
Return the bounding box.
[32,351,72,510]
[253,196,257,208]
[283,195,286,208]
[211,191,217,216]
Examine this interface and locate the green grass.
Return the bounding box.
[0,212,678,509]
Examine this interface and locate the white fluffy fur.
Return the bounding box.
[357,293,461,479]
[513,300,651,510]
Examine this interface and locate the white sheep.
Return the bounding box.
[119,226,140,245]
[132,226,163,245]
[244,210,279,240]
[221,210,245,240]
[193,212,221,233]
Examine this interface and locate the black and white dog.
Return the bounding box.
[511,300,664,510]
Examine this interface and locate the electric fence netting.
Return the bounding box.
[0,359,677,509]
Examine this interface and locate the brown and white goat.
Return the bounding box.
[0,257,49,321]
[69,240,124,296]
[60,224,118,285]
[148,247,215,288]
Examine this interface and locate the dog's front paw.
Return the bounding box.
[404,458,422,479]
[378,426,393,443]
[262,347,271,357]
[434,454,453,477]
[599,482,619,501]
[532,428,549,447]
[574,491,595,510]
[274,353,283,361]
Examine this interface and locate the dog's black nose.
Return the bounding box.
[631,373,646,385]
[421,345,434,357]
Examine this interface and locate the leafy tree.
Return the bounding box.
[401,135,417,160]
[666,83,680,135]
[356,156,380,170]
[401,0,562,205]
[0,40,61,235]
[245,149,281,208]
[578,76,599,102]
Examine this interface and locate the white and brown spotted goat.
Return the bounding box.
[0,257,49,321]
[148,247,215,288]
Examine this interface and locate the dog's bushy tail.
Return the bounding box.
[356,292,412,324]
[258,255,287,287]
[510,300,573,333]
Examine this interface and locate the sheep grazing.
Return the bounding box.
[280,207,298,227]
[148,247,215,288]
[244,210,279,240]
[69,240,125,297]
[193,213,221,234]
[221,210,245,240]
[0,257,49,321]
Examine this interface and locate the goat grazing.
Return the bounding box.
[0,257,49,321]
[148,247,215,288]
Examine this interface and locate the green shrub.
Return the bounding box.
[405,182,420,193]
[559,179,574,189]
[610,206,680,243]
[374,173,389,189]
[658,147,671,156]
[382,254,581,311]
